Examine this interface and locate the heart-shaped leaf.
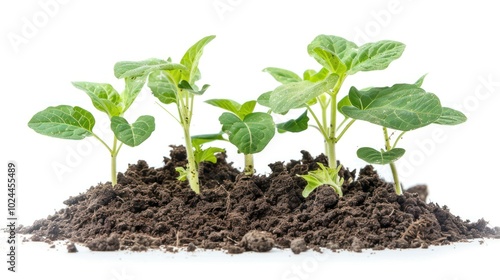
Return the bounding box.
[28,105,95,140]
[219,112,275,154]
[111,115,155,147]
[357,147,406,165]
[341,84,442,131]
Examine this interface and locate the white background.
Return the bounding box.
[1,0,499,279]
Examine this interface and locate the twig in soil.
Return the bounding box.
[175,230,181,247]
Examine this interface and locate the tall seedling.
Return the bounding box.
[262,35,405,197]
[28,76,156,186]
[114,35,215,194]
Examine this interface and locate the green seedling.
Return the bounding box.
[114,35,215,194]
[205,99,276,175]
[28,76,155,186]
[261,35,405,197]
[341,78,467,195]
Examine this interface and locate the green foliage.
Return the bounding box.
[343,78,467,195]
[28,105,95,140]
[356,147,405,165]
[113,35,216,194]
[111,115,155,147]
[28,73,155,186]
[299,163,344,198]
[264,34,405,197]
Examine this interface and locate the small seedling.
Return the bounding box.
[205,99,276,175]
[341,77,467,194]
[28,76,155,186]
[114,35,215,194]
[262,35,405,197]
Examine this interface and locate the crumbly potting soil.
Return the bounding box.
[21,146,499,253]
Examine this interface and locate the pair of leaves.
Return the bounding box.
[114,35,216,105]
[72,75,147,118]
[307,35,405,76]
[28,105,155,147]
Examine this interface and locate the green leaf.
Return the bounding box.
[341,84,442,131]
[414,74,427,87]
[195,147,225,164]
[72,82,123,117]
[206,99,256,119]
[434,107,467,125]
[122,76,147,113]
[307,35,404,75]
[257,91,272,108]
[178,80,209,95]
[357,147,406,165]
[148,70,178,104]
[175,166,188,181]
[114,58,187,79]
[206,99,242,115]
[111,115,155,147]
[307,35,357,73]
[348,40,405,75]
[276,111,309,133]
[219,112,275,154]
[309,47,347,74]
[303,68,330,82]
[191,133,225,147]
[337,95,352,116]
[179,35,216,84]
[269,74,338,114]
[28,105,95,140]
[263,67,302,84]
[299,163,344,198]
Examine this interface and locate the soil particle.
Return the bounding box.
[87,234,120,251]
[241,230,274,252]
[67,243,78,253]
[290,238,308,254]
[21,147,498,253]
[186,243,196,252]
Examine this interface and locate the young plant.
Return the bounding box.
[261,35,405,197]
[340,78,467,195]
[114,35,215,194]
[205,99,276,175]
[28,76,156,186]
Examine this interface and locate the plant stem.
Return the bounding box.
[244,154,254,175]
[182,124,200,194]
[383,127,402,195]
[110,136,118,186]
[326,75,346,169]
[179,91,200,194]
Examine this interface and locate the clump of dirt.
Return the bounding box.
[22,146,499,253]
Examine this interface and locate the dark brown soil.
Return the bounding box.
[21,146,499,253]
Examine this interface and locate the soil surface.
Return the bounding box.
[21,146,499,253]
